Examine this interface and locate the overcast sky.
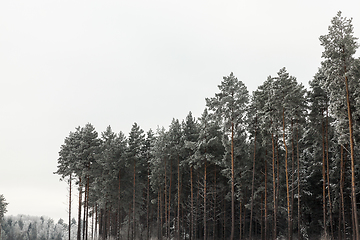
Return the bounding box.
[1,0,360,222]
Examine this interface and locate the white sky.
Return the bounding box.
[0,0,359,222]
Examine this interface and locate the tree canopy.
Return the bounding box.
[54,12,360,240]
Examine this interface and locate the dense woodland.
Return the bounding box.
[0,215,68,240]
[53,12,360,240]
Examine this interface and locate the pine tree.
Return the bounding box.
[206,72,249,240]
[96,126,128,239]
[182,111,200,240]
[150,127,169,240]
[254,76,276,239]
[55,127,82,240]
[319,11,359,239]
[193,109,224,240]
[305,71,330,237]
[274,67,298,240]
[78,123,101,240]
[247,93,260,240]
[167,119,183,240]
[127,123,145,240]
[144,129,155,240]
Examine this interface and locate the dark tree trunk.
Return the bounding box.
[85,176,90,240]
[132,158,136,240]
[118,170,122,240]
[223,197,226,240]
[296,125,302,240]
[191,166,194,240]
[168,158,172,239]
[147,162,150,240]
[213,166,217,240]
[325,110,334,238]
[177,155,181,240]
[344,73,359,240]
[291,121,295,240]
[95,205,98,240]
[230,122,235,240]
[91,206,94,240]
[69,175,72,240]
[283,108,292,240]
[127,203,131,240]
[77,177,82,240]
[204,157,207,240]
[264,150,268,240]
[249,116,257,240]
[164,158,168,240]
[272,131,277,240]
[157,190,160,240]
[99,208,103,239]
[82,177,88,240]
[322,121,327,237]
[339,145,346,239]
[276,137,281,240]
[239,201,242,240]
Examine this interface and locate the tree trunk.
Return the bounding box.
[291,121,295,240]
[213,166,217,240]
[127,203,131,240]
[339,145,346,240]
[118,170,122,240]
[296,125,302,240]
[276,138,281,240]
[69,175,72,240]
[261,194,264,240]
[78,177,82,240]
[85,176,90,240]
[272,131,277,240]
[249,116,257,240]
[223,197,226,240]
[204,156,207,240]
[98,208,104,239]
[242,189,247,239]
[91,206,94,240]
[133,158,136,240]
[230,121,235,240]
[191,166,194,240]
[108,207,112,239]
[82,180,86,240]
[164,158,167,240]
[239,201,242,240]
[82,177,88,240]
[168,158,172,239]
[196,173,200,239]
[344,74,359,240]
[264,150,268,240]
[157,190,160,240]
[177,155,181,240]
[283,108,292,240]
[160,189,163,240]
[322,121,327,238]
[95,204,98,240]
[325,109,334,238]
[106,205,110,239]
[147,162,150,240]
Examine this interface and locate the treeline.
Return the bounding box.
[0,195,8,239]
[55,12,360,240]
[0,215,68,240]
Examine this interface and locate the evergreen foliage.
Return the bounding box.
[0,195,8,220]
[1,215,68,240]
[53,12,360,240]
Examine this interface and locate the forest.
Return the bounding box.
[0,215,68,240]
[51,11,360,240]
